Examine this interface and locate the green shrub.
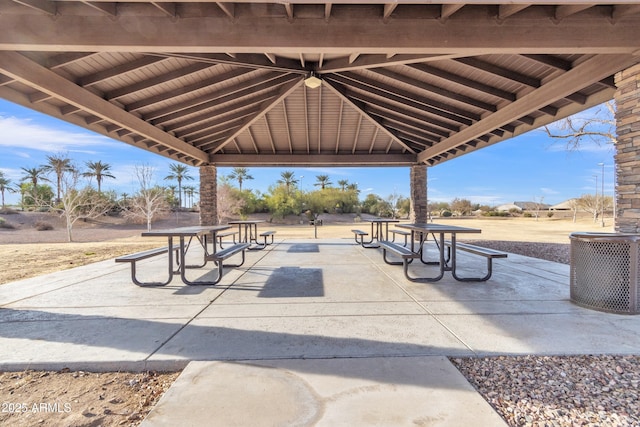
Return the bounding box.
[547,211,554,218]
[523,212,533,218]
[0,218,15,229]
[441,210,452,217]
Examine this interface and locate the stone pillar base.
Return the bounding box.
[199,165,218,226]
[410,165,428,223]
[615,64,640,233]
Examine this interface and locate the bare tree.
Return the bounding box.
[532,196,545,221]
[122,165,170,231]
[568,198,579,223]
[41,170,112,242]
[543,101,616,149]
[217,182,245,224]
[577,194,600,223]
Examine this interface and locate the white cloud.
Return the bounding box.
[540,187,560,195]
[0,115,120,153]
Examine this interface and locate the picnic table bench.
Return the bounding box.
[217,230,238,249]
[115,246,179,287]
[352,229,379,248]
[443,241,508,282]
[259,230,276,246]
[204,242,251,284]
[390,229,411,246]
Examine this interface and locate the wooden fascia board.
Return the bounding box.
[0,51,209,164]
[209,153,416,166]
[417,54,636,164]
[1,14,640,54]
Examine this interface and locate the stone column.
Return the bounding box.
[614,64,640,233]
[409,164,428,223]
[199,165,218,225]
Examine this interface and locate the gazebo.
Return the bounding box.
[1,1,639,229]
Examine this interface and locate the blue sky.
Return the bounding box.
[0,99,615,207]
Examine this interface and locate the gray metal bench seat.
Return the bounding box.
[115,246,178,287]
[352,229,369,244]
[198,242,251,285]
[216,230,238,249]
[444,241,508,282]
[390,229,411,246]
[259,230,276,246]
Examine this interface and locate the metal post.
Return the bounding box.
[599,162,605,227]
[593,174,598,224]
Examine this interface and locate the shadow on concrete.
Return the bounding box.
[258,267,324,298]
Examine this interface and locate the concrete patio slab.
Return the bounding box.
[140,357,507,427]
[2,237,640,425]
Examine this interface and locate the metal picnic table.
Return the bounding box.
[141,225,231,285]
[359,218,400,248]
[396,223,481,281]
[228,219,267,250]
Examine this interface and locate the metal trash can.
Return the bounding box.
[570,232,640,314]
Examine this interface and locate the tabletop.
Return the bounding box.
[397,223,481,234]
[141,225,231,237]
[228,220,266,225]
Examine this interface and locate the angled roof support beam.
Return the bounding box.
[418,54,638,163]
[555,5,594,20]
[12,0,56,15]
[323,79,416,155]
[498,5,530,21]
[216,2,234,20]
[209,78,302,155]
[0,51,209,164]
[151,2,176,18]
[440,4,464,20]
[318,54,461,74]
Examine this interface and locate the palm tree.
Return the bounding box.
[228,167,253,192]
[164,163,194,209]
[20,166,48,200]
[183,185,198,208]
[0,172,16,208]
[41,154,74,202]
[337,179,349,191]
[314,174,332,190]
[277,171,298,193]
[21,166,45,187]
[347,183,360,194]
[82,160,115,194]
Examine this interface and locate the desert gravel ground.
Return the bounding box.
[2,211,635,426]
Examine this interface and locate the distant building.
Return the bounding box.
[495,201,551,212]
[549,199,577,211]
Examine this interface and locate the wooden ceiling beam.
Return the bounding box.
[105,62,214,101]
[0,51,209,164]
[209,78,302,155]
[418,54,637,163]
[2,13,639,54]
[11,0,56,15]
[322,79,416,155]
[328,72,476,125]
[209,153,415,166]
[407,63,516,101]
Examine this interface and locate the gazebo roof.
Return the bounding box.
[1,1,639,167]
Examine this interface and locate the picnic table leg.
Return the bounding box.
[403,232,445,282]
[178,235,228,286]
[182,235,207,268]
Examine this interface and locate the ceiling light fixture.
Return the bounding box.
[304,73,322,89]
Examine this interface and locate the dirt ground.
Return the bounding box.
[0,210,613,426]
